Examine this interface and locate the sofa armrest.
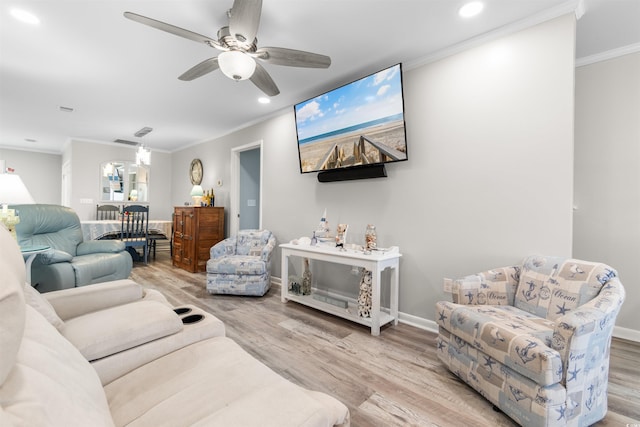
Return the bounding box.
[261,235,276,261]
[552,277,625,365]
[77,240,125,255]
[210,237,236,259]
[43,279,146,320]
[449,265,520,305]
[36,249,73,265]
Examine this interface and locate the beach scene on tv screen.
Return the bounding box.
[295,64,407,173]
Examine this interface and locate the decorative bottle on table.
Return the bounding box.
[364,224,377,254]
[302,258,312,295]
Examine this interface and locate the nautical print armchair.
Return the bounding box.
[206,229,276,296]
[436,255,625,427]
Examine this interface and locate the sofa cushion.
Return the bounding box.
[62,300,183,361]
[514,255,617,320]
[23,284,64,329]
[104,337,349,427]
[436,301,562,385]
[236,229,272,256]
[0,306,114,426]
[92,305,226,386]
[43,279,145,320]
[206,255,268,275]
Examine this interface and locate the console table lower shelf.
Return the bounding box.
[280,243,401,336]
[284,292,396,330]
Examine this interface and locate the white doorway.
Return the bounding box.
[61,161,71,207]
[230,140,263,235]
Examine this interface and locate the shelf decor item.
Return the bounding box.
[364,224,377,254]
[358,269,373,318]
[335,224,348,250]
[301,258,312,295]
[288,275,302,295]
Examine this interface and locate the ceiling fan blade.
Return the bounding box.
[255,47,331,68]
[124,11,218,46]
[250,62,279,97]
[179,57,220,81]
[229,0,262,45]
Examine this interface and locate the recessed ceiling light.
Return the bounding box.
[258,97,271,104]
[10,8,40,25]
[459,2,484,18]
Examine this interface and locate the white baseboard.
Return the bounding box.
[271,276,639,343]
[613,325,640,343]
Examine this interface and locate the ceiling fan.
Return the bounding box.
[124,0,331,97]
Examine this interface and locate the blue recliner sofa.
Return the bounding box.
[12,204,132,292]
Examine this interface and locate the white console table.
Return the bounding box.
[280,243,401,336]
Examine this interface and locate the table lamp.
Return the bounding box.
[190,185,204,206]
[0,161,36,240]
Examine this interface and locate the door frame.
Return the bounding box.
[230,140,263,236]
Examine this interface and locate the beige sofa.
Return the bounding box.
[0,226,350,426]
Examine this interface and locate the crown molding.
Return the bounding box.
[576,43,640,67]
[405,0,580,70]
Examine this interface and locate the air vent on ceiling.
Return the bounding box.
[113,139,139,146]
[134,127,153,137]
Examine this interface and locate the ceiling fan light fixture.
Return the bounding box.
[218,50,256,81]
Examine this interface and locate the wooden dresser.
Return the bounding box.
[172,206,224,273]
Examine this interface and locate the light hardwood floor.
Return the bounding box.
[131,253,640,426]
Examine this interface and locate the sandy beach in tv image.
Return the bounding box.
[295,64,407,173]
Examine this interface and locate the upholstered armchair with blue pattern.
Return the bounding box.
[436,255,625,427]
[206,229,276,296]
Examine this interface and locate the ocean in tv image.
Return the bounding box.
[295,64,407,173]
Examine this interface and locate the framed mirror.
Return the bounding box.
[100,161,149,202]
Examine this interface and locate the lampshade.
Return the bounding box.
[218,50,256,81]
[190,185,204,197]
[0,173,35,205]
[190,185,204,206]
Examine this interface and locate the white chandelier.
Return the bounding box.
[136,145,151,166]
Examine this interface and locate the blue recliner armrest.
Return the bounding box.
[77,240,125,255]
[37,249,73,265]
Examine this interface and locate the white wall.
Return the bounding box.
[173,14,577,327]
[574,52,640,336]
[0,148,61,204]
[66,140,174,221]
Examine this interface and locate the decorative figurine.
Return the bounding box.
[358,269,373,318]
[336,224,348,250]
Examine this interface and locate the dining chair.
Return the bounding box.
[120,205,149,264]
[96,204,120,220]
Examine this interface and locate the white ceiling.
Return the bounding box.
[1,0,639,154]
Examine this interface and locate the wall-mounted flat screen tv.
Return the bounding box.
[294,63,407,175]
